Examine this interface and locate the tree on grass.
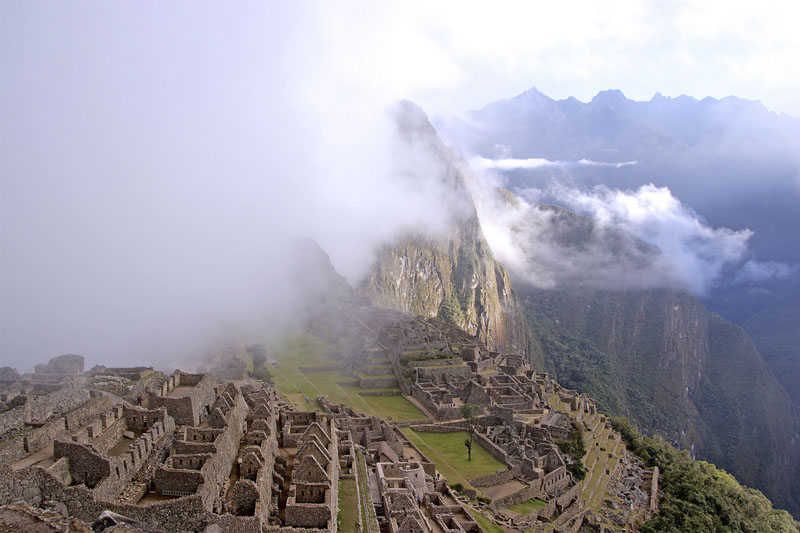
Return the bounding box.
[556,423,587,481]
[461,403,479,461]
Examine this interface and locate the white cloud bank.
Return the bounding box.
[474,156,637,170]
[465,165,794,295]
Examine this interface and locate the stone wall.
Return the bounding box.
[551,499,584,529]
[172,440,217,455]
[284,417,340,531]
[46,456,71,485]
[178,372,204,386]
[1,459,260,533]
[54,407,174,499]
[410,385,461,420]
[154,467,205,495]
[130,370,168,401]
[473,431,511,465]
[123,404,169,433]
[64,396,114,431]
[91,416,127,454]
[407,358,462,368]
[493,481,542,508]
[488,405,514,422]
[285,506,331,528]
[468,469,513,487]
[0,461,212,532]
[0,392,272,533]
[417,365,471,380]
[648,466,659,513]
[148,373,217,426]
[213,514,262,533]
[555,483,580,510]
[154,387,246,512]
[0,387,89,436]
[540,465,569,496]
[53,440,110,487]
[0,437,25,463]
[358,376,399,389]
[148,396,196,427]
[23,417,67,455]
[407,424,464,432]
[358,390,400,397]
[390,426,435,478]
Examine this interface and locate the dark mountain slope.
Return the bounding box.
[522,285,800,514]
[510,204,800,515]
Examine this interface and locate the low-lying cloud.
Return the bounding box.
[465,165,794,295]
[0,4,462,372]
[474,156,637,170]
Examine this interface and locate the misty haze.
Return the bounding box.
[1,2,799,532]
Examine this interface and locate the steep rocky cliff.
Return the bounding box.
[360,219,530,355]
[358,102,530,355]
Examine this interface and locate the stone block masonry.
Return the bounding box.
[469,469,514,487]
[0,387,89,437]
[283,413,340,531]
[0,391,106,464]
[148,371,217,426]
[154,383,247,512]
[53,404,175,500]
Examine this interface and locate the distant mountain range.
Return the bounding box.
[439,87,800,264]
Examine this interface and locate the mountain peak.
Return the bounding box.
[520,86,549,100]
[590,89,628,108]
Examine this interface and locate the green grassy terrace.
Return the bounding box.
[401,429,506,497]
[504,498,547,516]
[337,478,359,531]
[269,335,425,421]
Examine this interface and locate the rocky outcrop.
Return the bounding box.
[361,225,529,356]
[0,368,20,382]
[358,102,530,355]
[34,355,84,376]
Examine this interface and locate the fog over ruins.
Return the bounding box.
[3,2,800,532]
[0,300,658,532]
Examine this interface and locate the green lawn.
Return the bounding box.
[338,478,359,532]
[355,450,379,532]
[505,498,547,515]
[269,335,423,421]
[466,508,505,533]
[356,371,397,379]
[418,363,467,369]
[359,395,425,421]
[401,430,507,495]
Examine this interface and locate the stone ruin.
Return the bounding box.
[318,399,482,533]
[0,314,659,532]
[34,354,85,380]
[0,365,289,532]
[280,412,340,530]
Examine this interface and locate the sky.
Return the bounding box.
[2,1,800,370]
[403,0,800,118]
[293,0,800,117]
